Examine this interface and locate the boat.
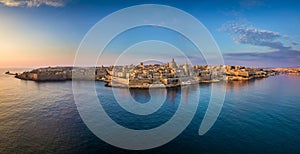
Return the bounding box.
[181,81,192,85]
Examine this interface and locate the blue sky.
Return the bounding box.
[0,0,300,67]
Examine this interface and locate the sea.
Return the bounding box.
[0,68,299,153]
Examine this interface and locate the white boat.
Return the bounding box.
[181,81,191,85]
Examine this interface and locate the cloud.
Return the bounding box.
[224,49,300,67]
[292,42,300,46]
[221,21,300,67]
[239,0,265,9]
[0,0,66,7]
[221,21,291,51]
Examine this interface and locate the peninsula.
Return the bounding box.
[14,59,279,88]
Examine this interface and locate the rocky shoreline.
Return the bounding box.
[272,68,300,75]
[11,59,300,89]
[9,60,290,89]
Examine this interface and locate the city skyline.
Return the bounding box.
[1,0,300,68]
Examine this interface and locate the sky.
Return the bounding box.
[0,0,300,68]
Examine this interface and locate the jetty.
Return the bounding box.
[5,71,18,76]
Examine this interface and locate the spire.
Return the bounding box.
[169,58,177,69]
